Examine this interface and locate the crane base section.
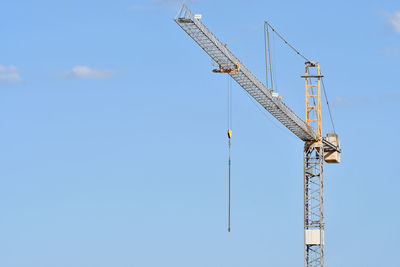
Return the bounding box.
[304,143,324,267]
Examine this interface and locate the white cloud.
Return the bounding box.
[66,66,112,79]
[0,65,22,82]
[382,11,400,34]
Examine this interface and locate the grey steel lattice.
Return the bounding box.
[174,5,317,142]
[304,143,325,267]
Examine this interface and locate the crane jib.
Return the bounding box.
[174,5,317,142]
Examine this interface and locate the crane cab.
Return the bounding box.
[324,133,340,163]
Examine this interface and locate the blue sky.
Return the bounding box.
[1,0,399,266]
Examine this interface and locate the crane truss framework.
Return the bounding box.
[303,63,322,140]
[304,143,324,267]
[174,5,317,142]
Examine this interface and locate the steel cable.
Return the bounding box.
[321,77,336,133]
[265,21,311,63]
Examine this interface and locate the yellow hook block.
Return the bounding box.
[227,129,232,139]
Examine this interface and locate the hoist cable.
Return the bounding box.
[266,23,274,90]
[321,77,336,133]
[264,23,269,88]
[271,31,279,92]
[230,78,232,128]
[228,138,231,232]
[227,76,232,129]
[227,76,232,232]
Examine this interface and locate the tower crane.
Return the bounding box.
[175,5,341,267]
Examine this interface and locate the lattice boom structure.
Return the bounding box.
[175,6,317,142]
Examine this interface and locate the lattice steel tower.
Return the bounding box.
[174,6,341,267]
[302,62,325,266]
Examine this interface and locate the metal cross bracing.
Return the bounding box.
[304,143,325,267]
[174,5,317,142]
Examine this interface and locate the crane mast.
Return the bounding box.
[302,62,325,266]
[175,5,340,267]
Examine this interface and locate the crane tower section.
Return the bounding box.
[304,142,325,267]
[303,62,323,140]
[301,63,327,267]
